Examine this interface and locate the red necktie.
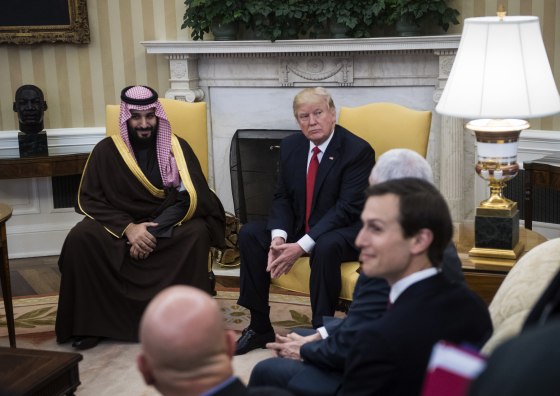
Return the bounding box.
[306,147,321,233]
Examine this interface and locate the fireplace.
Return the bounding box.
[230,129,298,223]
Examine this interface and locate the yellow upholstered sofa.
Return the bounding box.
[270,103,432,303]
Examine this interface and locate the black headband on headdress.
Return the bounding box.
[120,85,159,106]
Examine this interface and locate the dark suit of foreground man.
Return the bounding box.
[235,87,375,355]
[339,179,491,396]
[55,86,225,350]
[249,149,466,395]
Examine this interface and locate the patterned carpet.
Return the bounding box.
[0,291,314,395]
[0,291,312,337]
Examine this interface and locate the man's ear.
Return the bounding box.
[410,228,433,255]
[137,353,155,385]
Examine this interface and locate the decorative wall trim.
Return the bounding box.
[142,36,462,55]
[1,127,104,258]
[2,126,559,258]
[0,127,103,158]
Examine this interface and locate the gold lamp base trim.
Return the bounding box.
[469,241,524,260]
[475,201,518,217]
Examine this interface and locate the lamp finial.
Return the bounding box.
[497,4,507,20]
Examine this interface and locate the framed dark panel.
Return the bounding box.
[0,0,90,44]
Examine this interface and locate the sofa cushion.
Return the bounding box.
[482,237,560,355]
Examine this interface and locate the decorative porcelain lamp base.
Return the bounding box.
[469,203,524,259]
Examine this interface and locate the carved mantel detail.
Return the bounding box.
[280,58,353,86]
[166,54,204,102]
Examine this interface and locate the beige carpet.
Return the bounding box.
[0,291,313,395]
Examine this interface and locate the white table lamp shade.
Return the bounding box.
[436,16,560,120]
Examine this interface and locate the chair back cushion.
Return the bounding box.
[338,102,431,160]
[482,237,560,354]
[105,99,208,178]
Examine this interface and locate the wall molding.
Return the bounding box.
[2,122,559,257]
[0,127,104,258]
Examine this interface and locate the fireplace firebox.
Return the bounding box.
[230,129,299,224]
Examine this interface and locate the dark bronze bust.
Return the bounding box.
[13,85,48,134]
[13,85,49,157]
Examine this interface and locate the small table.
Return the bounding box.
[0,153,89,348]
[0,203,15,347]
[455,222,547,304]
[0,347,82,395]
[523,154,560,230]
[0,152,89,179]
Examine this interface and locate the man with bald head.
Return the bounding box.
[138,285,293,396]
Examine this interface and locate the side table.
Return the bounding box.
[455,222,547,304]
[0,347,82,395]
[0,203,15,347]
[523,154,560,230]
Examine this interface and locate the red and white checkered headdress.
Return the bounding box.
[119,86,180,188]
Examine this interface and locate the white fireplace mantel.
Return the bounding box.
[142,36,468,220]
[142,35,461,54]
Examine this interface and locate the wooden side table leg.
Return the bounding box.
[1,222,16,347]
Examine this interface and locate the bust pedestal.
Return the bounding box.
[18,131,49,157]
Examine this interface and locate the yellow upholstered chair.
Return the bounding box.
[338,102,432,160]
[271,103,432,304]
[105,98,208,178]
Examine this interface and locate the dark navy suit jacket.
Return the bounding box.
[267,124,374,243]
[282,244,466,395]
[340,273,492,396]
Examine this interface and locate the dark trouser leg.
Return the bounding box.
[236,221,273,332]
[249,357,305,388]
[309,231,359,328]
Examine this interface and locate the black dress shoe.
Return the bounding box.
[235,327,275,355]
[72,336,102,350]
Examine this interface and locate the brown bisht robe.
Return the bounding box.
[55,135,225,343]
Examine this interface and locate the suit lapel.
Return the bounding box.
[294,141,308,220]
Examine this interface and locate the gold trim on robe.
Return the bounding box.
[111,135,165,199]
[170,135,198,224]
[77,135,199,238]
[111,134,199,225]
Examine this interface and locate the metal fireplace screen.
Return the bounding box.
[230,129,299,224]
